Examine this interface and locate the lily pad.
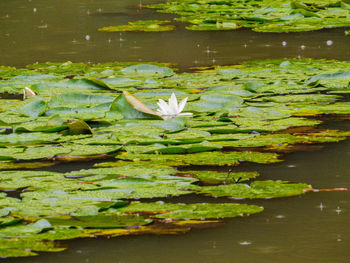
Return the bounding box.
[116,201,264,220]
[99,20,176,32]
[200,180,311,199]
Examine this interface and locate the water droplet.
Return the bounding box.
[326,40,333,46]
[85,35,90,41]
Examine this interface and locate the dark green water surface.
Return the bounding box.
[0,0,350,262]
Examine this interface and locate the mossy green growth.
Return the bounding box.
[145,0,350,32]
[99,20,175,32]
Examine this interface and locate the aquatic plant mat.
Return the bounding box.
[0,58,350,257]
[99,0,350,32]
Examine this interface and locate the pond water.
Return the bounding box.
[1,0,350,262]
[1,0,350,70]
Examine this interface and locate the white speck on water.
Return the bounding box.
[33,7,37,12]
[85,35,90,41]
[335,206,342,215]
[239,241,252,245]
[319,202,324,211]
[275,215,285,219]
[287,164,296,168]
[326,40,333,46]
[282,41,287,46]
[300,45,305,50]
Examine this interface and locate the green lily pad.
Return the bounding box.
[48,214,152,229]
[180,170,260,184]
[200,180,311,199]
[117,201,263,220]
[110,91,162,120]
[99,20,176,32]
[118,151,281,166]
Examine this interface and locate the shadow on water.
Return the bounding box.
[1,0,350,262]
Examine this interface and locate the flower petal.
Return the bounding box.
[168,92,179,114]
[178,97,188,113]
[157,99,171,115]
[178,112,193,116]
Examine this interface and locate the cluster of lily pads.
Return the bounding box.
[1,58,350,257]
[99,0,350,32]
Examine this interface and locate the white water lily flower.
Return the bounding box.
[157,92,192,119]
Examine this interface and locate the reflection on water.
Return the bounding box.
[1,0,350,262]
[1,0,350,69]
